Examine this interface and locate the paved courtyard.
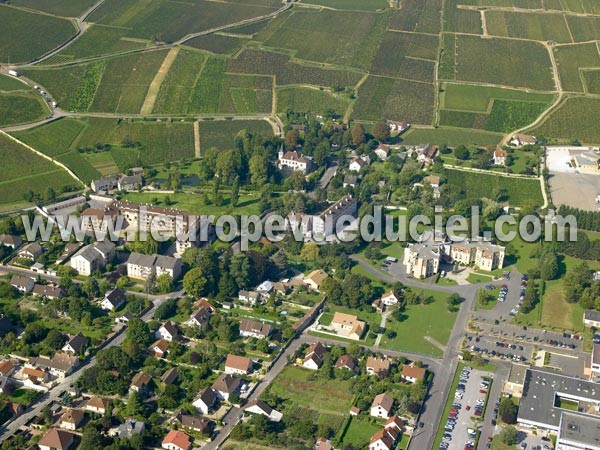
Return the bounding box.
[546,148,600,211]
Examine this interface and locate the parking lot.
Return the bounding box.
[440,367,491,450]
[464,334,530,363]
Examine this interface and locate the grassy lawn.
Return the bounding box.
[121,191,261,216]
[340,415,382,448]
[267,366,353,414]
[4,388,42,406]
[467,273,494,284]
[379,289,458,358]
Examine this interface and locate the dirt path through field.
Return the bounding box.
[194,120,200,158]
[140,47,179,115]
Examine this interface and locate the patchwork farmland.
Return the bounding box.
[3,0,600,194]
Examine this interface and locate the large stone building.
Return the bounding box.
[127,252,182,281]
[70,240,115,276]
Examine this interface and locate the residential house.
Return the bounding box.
[212,374,244,401]
[402,364,426,384]
[155,321,180,342]
[584,310,600,328]
[417,144,438,165]
[225,354,253,375]
[32,284,65,299]
[59,409,84,430]
[381,290,401,307]
[62,333,87,355]
[23,367,48,383]
[109,420,146,439]
[474,243,505,271]
[91,174,120,193]
[335,354,358,373]
[100,288,126,311]
[150,339,169,358]
[115,311,134,324]
[161,367,178,386]
[303,269,329,291]
[244,399,283,422]
[238,290,262,306]
[173,410,214,434]
[384,415,403,432]
[17,242,42,260]
[493,149,507,166]
[130,372,152,396]
[315,438,333,450]
[38,429,75,450]
[239,319,272,339]
[256,280,274,295]
[350,406,360,416]
[366,357,391,379]
[118,174,142,192]
[343,174,358,188]
[303,342,326,370]
[330,312,365,341]
[84,397,109,415]
[28,353,78,379]
[349,157,368,172]
[0,234,21,249]
[510,133,537,147]
[277,150,314,174]
[193,387,217,414]
[387,120,410,134]
[0,360,15,377]
[162,429,191,450]
[188,307,211,329]
[70,240,115,275]
[10,275,34,293]
[127,252,182,281]
[369,427,399,450]
[374,144,391,161]
[371,393,394,419]
[423,175,440,189]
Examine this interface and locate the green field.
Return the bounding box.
[583,70,600,94]
[267,365,354,414]
[12,117,196,176]
[379,289,458,357]
[440,83,554,132]
[455,35,555,90]
[185,33,247,55]
[531,97,600,143]
[42,24,150,63]
[0,5,76,63]
[390,0,443,34]
[9,0,96,17]
[0,133,78,204]
[276,86,350,117]
[303,0,388,10]
[443,0,483,34]
[370,31,438,81]
[262,9,390,70]
[554,43,600,92]
[352,76,435,124]
[444,169,543,207]
[485,10,572,43]
[199,119,273,152]
[441,83,554,112]
[153,51,273,115]
[87,0,279,43]
[0,74,30,91]
[399,127,503,147]
[0,92,49,127]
